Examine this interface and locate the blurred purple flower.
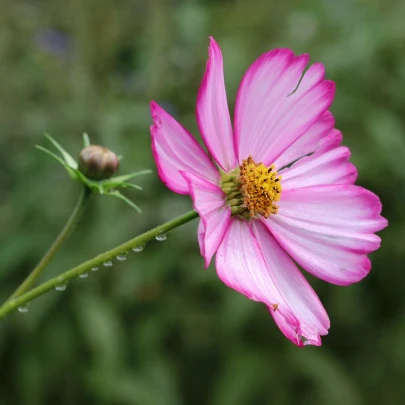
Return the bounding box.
[35,29,71,57]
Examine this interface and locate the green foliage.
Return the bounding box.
[0,0,403,404]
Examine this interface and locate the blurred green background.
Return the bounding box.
[0,0,403,404]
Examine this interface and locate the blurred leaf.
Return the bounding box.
[366,109,405,179]
[210,349,273,405]
[74,292,125,370]
[289,349,361,405]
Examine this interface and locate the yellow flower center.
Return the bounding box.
[221,156,282,219]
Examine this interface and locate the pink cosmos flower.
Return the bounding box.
[150,37,387,346]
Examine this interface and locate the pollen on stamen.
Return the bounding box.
[239,156,282,219]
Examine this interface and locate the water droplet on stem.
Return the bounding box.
[18,306,29,313]
[132,244,145,252]
[103,261,113,267]
[79,273,89,279]
[156,233,168,241]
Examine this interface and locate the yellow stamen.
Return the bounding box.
[239,156,282,218]
[220,156,282,219]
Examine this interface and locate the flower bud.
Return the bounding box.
[78,145,120,180]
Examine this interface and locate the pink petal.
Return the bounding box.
[265,185,388,286]
[273,111,336,169]
[196,37,237,171]
[252,221,329,346]
[216,218,284,305]
[150,101,219,195]
[182,171,231,267]
[270,310,308,347]
[273,110,357,187]
[234,55,335,166]
[198,221,206,259]
[216,218,329,346]
[280,146,357,189]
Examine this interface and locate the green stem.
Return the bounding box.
[6,187,91,302]
[0,210,199,320]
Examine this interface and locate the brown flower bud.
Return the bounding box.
[78,145,120,180]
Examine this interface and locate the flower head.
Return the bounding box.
[79,145,120,180]
[150,37,387,346]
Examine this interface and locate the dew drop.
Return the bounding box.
[55,284,67,291]
[79,273,89,279]
[132,244,145,252]
[116,253,127,261]
[91,266,99,272]
[18,306,29,313]
[156,233,168,241]
[103,261,113,267]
